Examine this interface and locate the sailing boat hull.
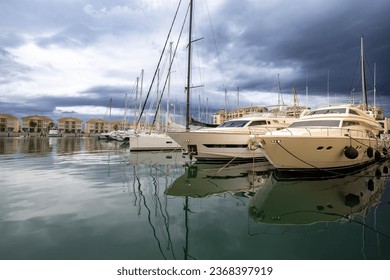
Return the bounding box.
[129,133,181,151]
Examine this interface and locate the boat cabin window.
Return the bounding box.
[342,121,360,127]
[218,120,249,128]
[349,109,360,116]
[307,108,346,115]
[248,120,267,126]
[289,120,341,128]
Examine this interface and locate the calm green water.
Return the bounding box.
[1,137,390,260]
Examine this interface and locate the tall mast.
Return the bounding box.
[237,86,240,109]
[277,74,281,106]
[305,72,308,108]
[134,77,139,129]
[185,0,193,131]
[327,69,330,106]
[157,68,160,131]
[277,74,284,107]
[137,69,144,132]
[109,98,112,122]
[124,91,128,129]
[374,62,377,118]
[361,35,368,111]
[224,89,227,120]
[166,42,173,131]
[206,97,209,123]
[292,83,297,117]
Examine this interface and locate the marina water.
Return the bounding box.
[1,137,390,260]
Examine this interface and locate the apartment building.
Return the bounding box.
[58,117,83,133]
[213,106,268,124]
[84,118,111,134]
[0,113,19,132]
[21,115,54,133]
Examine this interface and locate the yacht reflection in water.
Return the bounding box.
[165,161,274,198]
[249,161,389,225]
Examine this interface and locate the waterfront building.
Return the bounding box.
[57,117,83,133]
[84,118,111,134]
[110,120,131,131]
[21,115,54,133]
[0,113,19,132]
[212,106,268,125]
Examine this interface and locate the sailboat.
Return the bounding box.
[128,27,182,151]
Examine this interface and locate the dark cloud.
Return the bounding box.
[201,0,390,101]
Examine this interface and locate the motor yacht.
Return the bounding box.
[168,113,296,162]
[251,105,389,174]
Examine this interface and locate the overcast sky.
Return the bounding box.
[1,0,390,124]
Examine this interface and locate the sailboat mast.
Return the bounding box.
[109,98,112,122]
[305,72,308,108]
[374,62,377,118]
[134,77,139,129]
[137,69,144,132]
[293,83,297,117]
[237,86,240,109]
[361,35,368,111]
[166,42,173,131]
[185,0,193,131]
[327,69,330,106]
[277,74,281,107]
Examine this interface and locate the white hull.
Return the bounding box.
[97,132,111,140]
[129,133,181,151]
[258,134,388,171]
[168,130,266,161]
[48,130,59,137]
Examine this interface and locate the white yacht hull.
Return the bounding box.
[168,131,266,161]
[129,133,181,151]
[258,135,388,172]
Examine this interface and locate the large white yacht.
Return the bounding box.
[251,104,389,174]
[167,113,296,162]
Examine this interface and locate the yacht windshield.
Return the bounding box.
[289,120,341,128]
[248,120,268,126]
[218,120,249,128]
[307,108,346,115]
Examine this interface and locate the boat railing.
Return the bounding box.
[254,127,377,139]
[249,126,292,135]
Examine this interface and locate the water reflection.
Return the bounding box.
[249,161,389,225]
[0,137,123,155]
[124,152,186,260]
[162,162,275,259]
[166,161,274,198]
[2,137,390,259]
